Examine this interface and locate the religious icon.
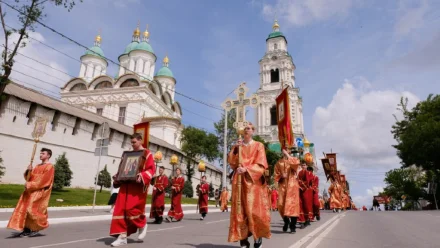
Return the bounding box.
[117,150,146,182]
[32,117,47,139]
[278,100,285,121]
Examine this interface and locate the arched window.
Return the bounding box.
[270,69,280,83]
[274,43,278,50]
[148,84,157,95]
[120,79,139,88]
[270,105,277,126]
[71,83,87,91]
[95,81,112,89]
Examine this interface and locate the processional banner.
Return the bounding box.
[276,87,294,150]
[133,121,150,149]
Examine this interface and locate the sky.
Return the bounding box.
[4,0,440,207]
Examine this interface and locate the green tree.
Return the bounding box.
[383,166,426,209]
[391,95,440,207]
[53,153,73,190]
[0,0,81,97]
[182,180,194,198]
[208,182,214,200]
[0,151,5,181]
[181,126,219,162]
[95,165,111,192]
[214,109,238,168]
[165,175,172,197]
[253,135,282,181]
[186,161,195,183]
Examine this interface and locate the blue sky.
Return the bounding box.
[6,0,440,207]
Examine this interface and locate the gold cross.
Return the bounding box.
[222,82,260,134]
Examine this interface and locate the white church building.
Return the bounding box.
[0,24,225,194]
[255,20,305,150]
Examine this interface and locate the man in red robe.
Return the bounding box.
[165,168,185,222]
[312,171,321,221]
[110,133,155,247]
[150,166,169,224]
[271,188,279,211]
[198,175,209,220]
[298,163,314,227]
[7,148,54,237]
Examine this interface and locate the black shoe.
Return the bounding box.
[305,220,311,226]
[240,239,250,248]
[299,223,306,229]
[28,231,40,237]
[289,217,297,233]
[158,217,163,224]
[317,216,320,221]
[282,217,290,232]
[254,238,263,248]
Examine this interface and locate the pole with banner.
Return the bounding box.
[92,122,109,212]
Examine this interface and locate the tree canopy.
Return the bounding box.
[180,126,219,162]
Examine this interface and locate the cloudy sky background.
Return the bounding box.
[4,0,440,207]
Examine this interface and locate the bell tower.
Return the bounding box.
[255,20,304,146]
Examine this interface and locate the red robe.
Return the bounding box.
[312,175,320,218]
[167,175,185,221]
[110,149,155,237]
[149,174,169,219]
[271,189,278,210]
[198,183,209,214]
[298,169,314,221]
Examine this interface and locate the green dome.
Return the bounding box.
[156,66,174,77]
[85,46,105,58]
[134,41,154,54]
[124,41,138,54]
[267,31,285,40]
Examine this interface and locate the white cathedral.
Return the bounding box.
[60,25,183,148]
[255,20,305,149]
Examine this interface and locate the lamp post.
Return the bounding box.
[170,154,178,179]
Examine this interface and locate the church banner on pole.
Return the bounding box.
[276,87,294,150]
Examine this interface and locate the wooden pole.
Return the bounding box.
[26,138,40,181]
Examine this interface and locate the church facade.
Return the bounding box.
[60,25,183,148]
[255,20,305,148]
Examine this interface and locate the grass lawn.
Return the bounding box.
[0,184,216,208]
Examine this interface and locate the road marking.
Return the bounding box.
[288,213,345,248]
[28,226,184,248]
[306,217,343,248]
[206,219,229,224]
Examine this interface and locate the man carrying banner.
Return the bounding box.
[165,168,185,222]
[110,133,156,247]
[7,148,54,237]
[220,187,229,212]
[274,148,301,233]
[150,166,169,224]
[198,175,209,220]
[328,174,342,213]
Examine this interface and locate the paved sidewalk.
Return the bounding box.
[0,205,222,228]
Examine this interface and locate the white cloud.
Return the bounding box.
[311,77,420,171]
[3,32,72,96]
[262,0,355,26]
[394,0,429,39]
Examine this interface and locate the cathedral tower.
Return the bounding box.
[255,20,304,147]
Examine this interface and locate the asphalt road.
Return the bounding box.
[1,210,439,248]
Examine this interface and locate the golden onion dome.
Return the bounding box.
[143,25,150,38]
[133,25,140,37]
[273,20,280,30]
[95,34,101,43]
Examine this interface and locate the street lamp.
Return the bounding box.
[170,154,178,179]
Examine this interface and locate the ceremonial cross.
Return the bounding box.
[222,82,260,134]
